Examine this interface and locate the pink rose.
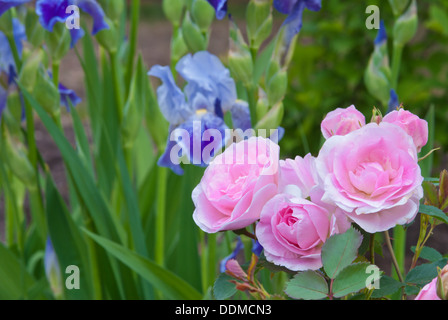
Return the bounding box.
[255,192,349,271]
[415,278,441,300]
[192,137,280,233]
[321,105,366,139]
[382,108,428,152]
[316,122,424,233]
[278,153,318,198]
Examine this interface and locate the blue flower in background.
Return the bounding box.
[0,18,26,116]
[220,237,243,273]
[274,0,322,43]
[387,89,399,114]
[36,0,109,48]
[0,0,30,16]
[206,0,227,20]
[374,20,387,46]
[44,237,63,298]
[149,51,251,175]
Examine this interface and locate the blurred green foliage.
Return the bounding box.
[281,0,448,174]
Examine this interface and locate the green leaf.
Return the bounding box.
[321,227,363,279]
[332,262,373,298]
[370,275,404,299]
[410,246,443,263]
[0,243,35,299]
[405,259,448,286]
[83,229,203,300]
[419,204,448,224]
[213,273,237,300]
[285,270,329,300]
[45,174,92,300]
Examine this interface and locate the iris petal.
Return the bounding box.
[0,0,31,17]
[207,0,227,20]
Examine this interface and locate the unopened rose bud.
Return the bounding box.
[437,264,448,300]
[321,105,366,139]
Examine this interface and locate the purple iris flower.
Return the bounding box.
[374,20,387,46]
[206,0,227,20]
[149,51,251,175]
[274,0,322,43]
[36,0,108,48]
[220,237,244,273]
[0,0,31,16]
[387,89,399,114]
[0,18,26,117]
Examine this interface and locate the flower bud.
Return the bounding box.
[437,264,448,300]
[32,70,60,118]
[246,0,273,49]
[365,21,391,107]
[0,10,13,36]
[255,102,284,132]
[1,126,35,187]
[393,0,418,46]
[191,0,215,32]
[25,10,45,48]
[45,238,63,299]
[163,0,185,27]
[171,28,188,63]
[256,88,269,121]
[98,0,124,23]
[18,48,45,92]
[45,23,71,63]
[95,18,119,53]
[228,21,253,85]
[182,12,207,52]
[370,106,383,125]
[266,69,287,106]
[388,0,410,16]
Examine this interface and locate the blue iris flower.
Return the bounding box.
[148,51,251,175]
[44,237,63,297]
[0,0,30,16]
[36,0,108,48]
[274,0,322,44]
[220,237,244,273]
[0,18,26,117]
[374,20,387,46]
[387,89,399,114]
[206,0,227,20]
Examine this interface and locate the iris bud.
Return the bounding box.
[255,102,284,132]
[95,17,119,53]
[45,23,70,63]
[1,127,35,187]
[191,0,214,32]
[246,0,273,49]
[388,0,410,17]
[393,0,418,46]
[25,10,45,47]
[228,21,253,85]
[19,48,45,92]
[33,70,60,118]
[182,12,207,52]
[163,0,185,27]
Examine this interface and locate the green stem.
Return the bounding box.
[384,230,406,299]
[391,42,403,91]
[155,166,167,267]
[207,233,217,291]
[245,84,258,128]
[392,225,406,277]
[109,51,124,122]
[125,0,140,95]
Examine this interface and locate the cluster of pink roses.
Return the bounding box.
[192,105,428,272]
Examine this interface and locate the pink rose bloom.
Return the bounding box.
[321,105,366,139]
[278,153,318,198]
[255,192,350,271]
[415,278,441,300]
[316,122,424,233]
[382,108,428,152]
[192,137,280,233]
